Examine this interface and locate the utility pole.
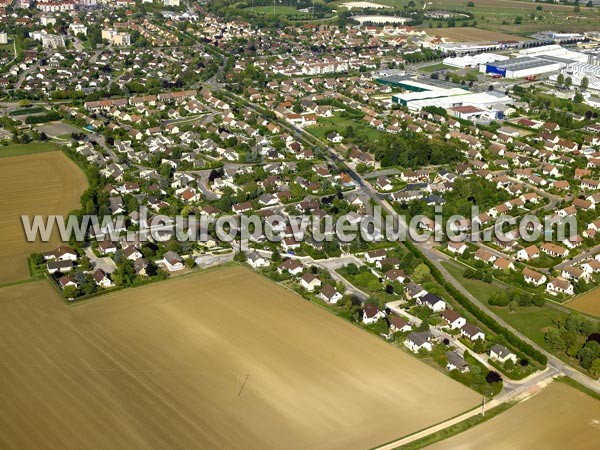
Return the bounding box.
[481,395,486,416]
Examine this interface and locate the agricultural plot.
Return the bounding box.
[0,268,479,450]
[426,381,600,450]
[247,6,309,17]
[420,27,530,42]
[0,150,87,283]
[378,0,600,34]
[0,142,60,159]
[567,287,600,318]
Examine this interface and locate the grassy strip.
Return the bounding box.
[0,277,40,290]
[0,142,59,158]
[394,401,515,450]
[556,376,600,402]
[441,261,503,303]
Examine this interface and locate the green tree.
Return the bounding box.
[545,328,566,352]
[565,77,572,89]
[556,73,564,87]
[412,263,431,283]
[474,339,486,354]
[63,285,78,299]
[345,263,358,275]
[272,249,281,262]
[112,260,136,287]
[581,77,589,90]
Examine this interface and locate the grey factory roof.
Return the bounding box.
[489,56,558,70]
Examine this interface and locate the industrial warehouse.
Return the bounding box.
[389,79,511,119]
[481,45,591,79]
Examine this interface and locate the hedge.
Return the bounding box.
[405,241,548,365]
[25,111,61,124]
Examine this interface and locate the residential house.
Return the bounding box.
[362,304,385,324]
[447,241,468,255]
[43,245,78,261]
[546,277,573,296]
[162,251,184,272]
[460,323,485,342]
[300,273,322,292]
[319,284,343,304]
[523,267,547,286]
[364,249,386,263]
[446,351,469,373]
[405,331,433,353]
[247,252,269,268]
[277,259,304,276]
[389,316,412,334]
[489,344,517,364]
[93,269,114,288]
[441,309,466,330]
[417,293,446,312]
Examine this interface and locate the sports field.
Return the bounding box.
[566,287,600,318]
[0,268,479,450]
[426,381,600,450]
[0,150,87,283]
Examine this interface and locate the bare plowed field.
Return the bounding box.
[420,27,530,42]
[0,268,478,450]
[0,151,87,283]
[426,381,600,450]
[567,288,600,317]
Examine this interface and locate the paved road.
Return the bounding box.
[83,247,117,274]
[194,252,234,269]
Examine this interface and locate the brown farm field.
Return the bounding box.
[0,268,479,450]
[0,151,87,283]
[566,287,600,318]
[425,381,600,450]
[420,27,530,43]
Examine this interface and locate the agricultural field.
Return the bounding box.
[426,381,600,450]
[0,142,59,158]
[247,6,309,17]
[340,1,391,9]
[566,287,600,318]
[366,0,600,34]
[0,149,87,283]
[0,268,479,450]
[420,27,530,42]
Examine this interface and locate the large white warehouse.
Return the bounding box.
[443,53,509,69]
[480,56,564,78]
